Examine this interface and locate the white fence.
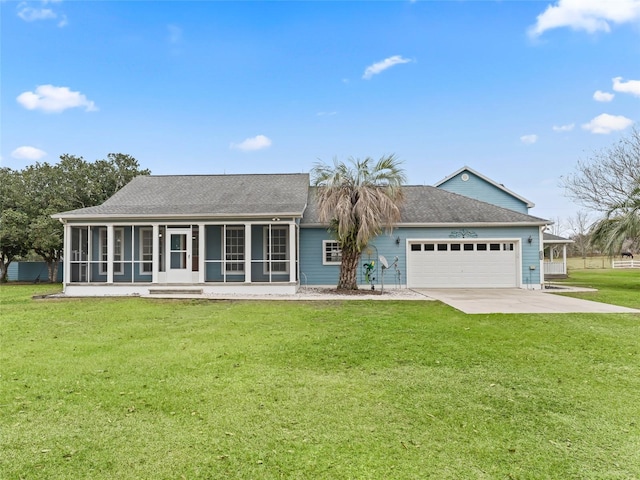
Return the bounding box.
[612,259,640,269]
[543,261,566,275]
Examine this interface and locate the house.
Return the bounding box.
[52,167,551,296]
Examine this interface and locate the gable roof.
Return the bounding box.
[53,173,310,220]
[434,166,535,209]
[301,185,548,226]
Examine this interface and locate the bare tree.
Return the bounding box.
[565,210,594,265]
[561,127,640,212]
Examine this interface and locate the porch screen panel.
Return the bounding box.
[113,227,133,283]
[269,227,288,272]
[205,225,223,282]
[134,226,153,282]
[70,226,89,282]
[225,226,245,275]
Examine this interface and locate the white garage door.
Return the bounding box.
[407,240,519,288]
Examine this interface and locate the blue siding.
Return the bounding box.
[7,262,64,282]
[438,171,529,214]
[300,225,542,287]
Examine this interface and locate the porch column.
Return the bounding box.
[289,222,296,283]
[198,223,205,283]
[63,222,70,285]
[562,244,567,275]
[152,224,159,283]
[107,224,114,283]
[244,223,252,283]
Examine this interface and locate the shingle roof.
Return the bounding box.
[54,174,549,225]
[301,186,548,225]
[543,232,573,243]
[54,173,310,219]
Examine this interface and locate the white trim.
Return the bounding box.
[301,221,548,228]
[289,222,296,283]
[63,223,71,286]
[53,213,304,221]
[152,224,159,283]
[106,225,114,283]
[244,223,252,283]
[198,223,206,283]
[61,282,299,297]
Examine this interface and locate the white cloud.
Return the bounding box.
[17,85,97,113]
[612,76,640,97]
[17,1,66,26]
[528,0,640,37]
[17,6,56,21]
[593,90,614,102]
[230,135,272,152]
[520,134,538,145]
[553,123,575,132]
[11,146,47,160]
[362,55,412,80]
[582,113,633,134]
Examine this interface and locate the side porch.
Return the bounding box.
[61,220,299,296]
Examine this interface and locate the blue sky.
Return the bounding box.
[2,0,639,227]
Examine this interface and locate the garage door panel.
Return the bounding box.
[407,241,518,288]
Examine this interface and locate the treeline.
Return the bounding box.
[0,153,150,282]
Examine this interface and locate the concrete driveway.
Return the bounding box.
[414,288,640,314]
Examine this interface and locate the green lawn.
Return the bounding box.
[1,283,639,479]
[555,269,640,310]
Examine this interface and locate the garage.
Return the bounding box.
[407,240,520,288]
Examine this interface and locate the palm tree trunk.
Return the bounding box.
[337,249,360,290]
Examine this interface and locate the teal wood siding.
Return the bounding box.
[300,225,542,287]
[438,172,529,214]
[7,262,64,282]
[299,228,339,285]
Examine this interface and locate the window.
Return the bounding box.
[323,240,342,265]
[424,244,435,251]
[225,227,244,273]
[265,226,288,273]
[490,243,501,251]
[99,227,123,275]
[463,243,474,251]
[437,244,448,251]
[140,228,153,274]
[477,243,487,251]
[410,244,421,252]
[450,243,461,251]
[503,243,514,251]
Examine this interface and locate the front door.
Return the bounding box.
[166,228,192,283]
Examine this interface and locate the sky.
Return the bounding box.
[2,0,639,230]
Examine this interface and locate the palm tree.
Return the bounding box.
[590,185,640,256]
[311,155,406,290]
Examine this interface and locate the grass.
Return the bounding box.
[1,283,639,479]
[555,268,640,310]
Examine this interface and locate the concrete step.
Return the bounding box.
[148,288,203,295]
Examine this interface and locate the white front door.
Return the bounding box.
[166,228,192,283]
